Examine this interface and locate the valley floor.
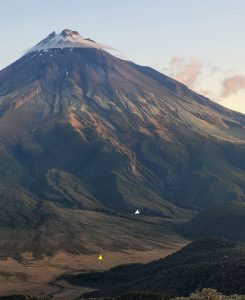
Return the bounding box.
[0,239,187,299]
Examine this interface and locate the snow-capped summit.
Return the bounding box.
[28,29,111,52]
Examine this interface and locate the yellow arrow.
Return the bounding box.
[98,254,103,261]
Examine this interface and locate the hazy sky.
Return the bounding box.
[1,0,245,113]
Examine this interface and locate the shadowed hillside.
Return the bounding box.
[181,202,245,242]
[63,238,245,298]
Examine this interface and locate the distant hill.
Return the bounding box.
[63,238,245,297]
[181,202,245,242]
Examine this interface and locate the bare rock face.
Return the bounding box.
[0,29,244,258]
[61,29,80,37]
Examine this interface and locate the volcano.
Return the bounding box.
[0,29,244,260]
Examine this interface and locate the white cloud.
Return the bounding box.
[166,56,203,89]
[221,75,245,97]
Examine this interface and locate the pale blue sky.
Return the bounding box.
[1,0,245,112]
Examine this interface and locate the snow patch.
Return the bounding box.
[28,29,114,53]
[65,67,68,77]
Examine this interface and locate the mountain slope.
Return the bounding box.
[0,29,244,258]
[181,202,245,242]
[63,238,245,297]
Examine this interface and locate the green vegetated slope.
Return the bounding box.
[63,238,245,298]
[181,202,245,242]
